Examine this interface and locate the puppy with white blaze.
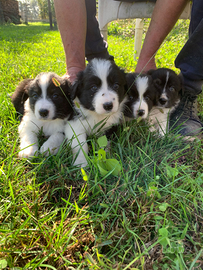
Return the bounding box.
[11,72,74,158]
[148,68,182,136]
[65,58,128,167]
[124,73,157,120]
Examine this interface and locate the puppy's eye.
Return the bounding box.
[129,95,134,101]
[52,93,59,99]
[91,85,98,92]
[169,86,175,91]
[113,83,119,91]
[32,93,38,100]
[145,96,150,101]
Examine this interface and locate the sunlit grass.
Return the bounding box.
[0,21,202,269]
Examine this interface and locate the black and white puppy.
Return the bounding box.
[124,72,157,120]
[148,68,182,136]
[11,72,73,158]
[65,58,128,167]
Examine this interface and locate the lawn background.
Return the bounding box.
[0,19,203,269]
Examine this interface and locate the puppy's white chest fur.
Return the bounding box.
[149,105,177,136]
[20,100,66,135]
[18,102,67,159]
[74,99,126,135]
[65,98,126,167]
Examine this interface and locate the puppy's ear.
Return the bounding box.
[59,77,72,95]
[125,72,137,91]
[71,71,84,99]
[147,69,156,76]
[12,79,31,100]
[119,70,128,94]
[124,81,129,94]
[11,79,32,115]
[177,74,184,95]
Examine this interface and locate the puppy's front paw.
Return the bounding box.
[40,142,59,156]
[158,130,165,137]
[73,156,88,167]
[18,145,38,158]
[149,125,156,133]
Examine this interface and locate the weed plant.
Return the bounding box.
[0,21,203,269]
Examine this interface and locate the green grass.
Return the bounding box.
[107,19,189,71]
[0,21,203,269]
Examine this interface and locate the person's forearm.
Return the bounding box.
[54,0,86,81]
[136,0,188,72]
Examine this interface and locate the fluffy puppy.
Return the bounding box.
[65,58,128,167]
[11,72,73,158]
[148,68,182,136]
[124,72,157,120]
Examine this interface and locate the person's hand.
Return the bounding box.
[63,66,85,84]
[135,56,157,73]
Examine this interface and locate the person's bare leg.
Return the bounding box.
[54,0,86,83]
[135,0,188,73]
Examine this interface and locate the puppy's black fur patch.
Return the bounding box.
[11,79,31,117]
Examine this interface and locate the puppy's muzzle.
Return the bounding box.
[103,102,113,112]
[137,109,145,117]
[39,109,49,117]
[159,97,168,106]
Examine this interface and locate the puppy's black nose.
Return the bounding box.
[159,98,167,105]
[138,109,145,117]
[39,109,49,117]
[103,102,113,111]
